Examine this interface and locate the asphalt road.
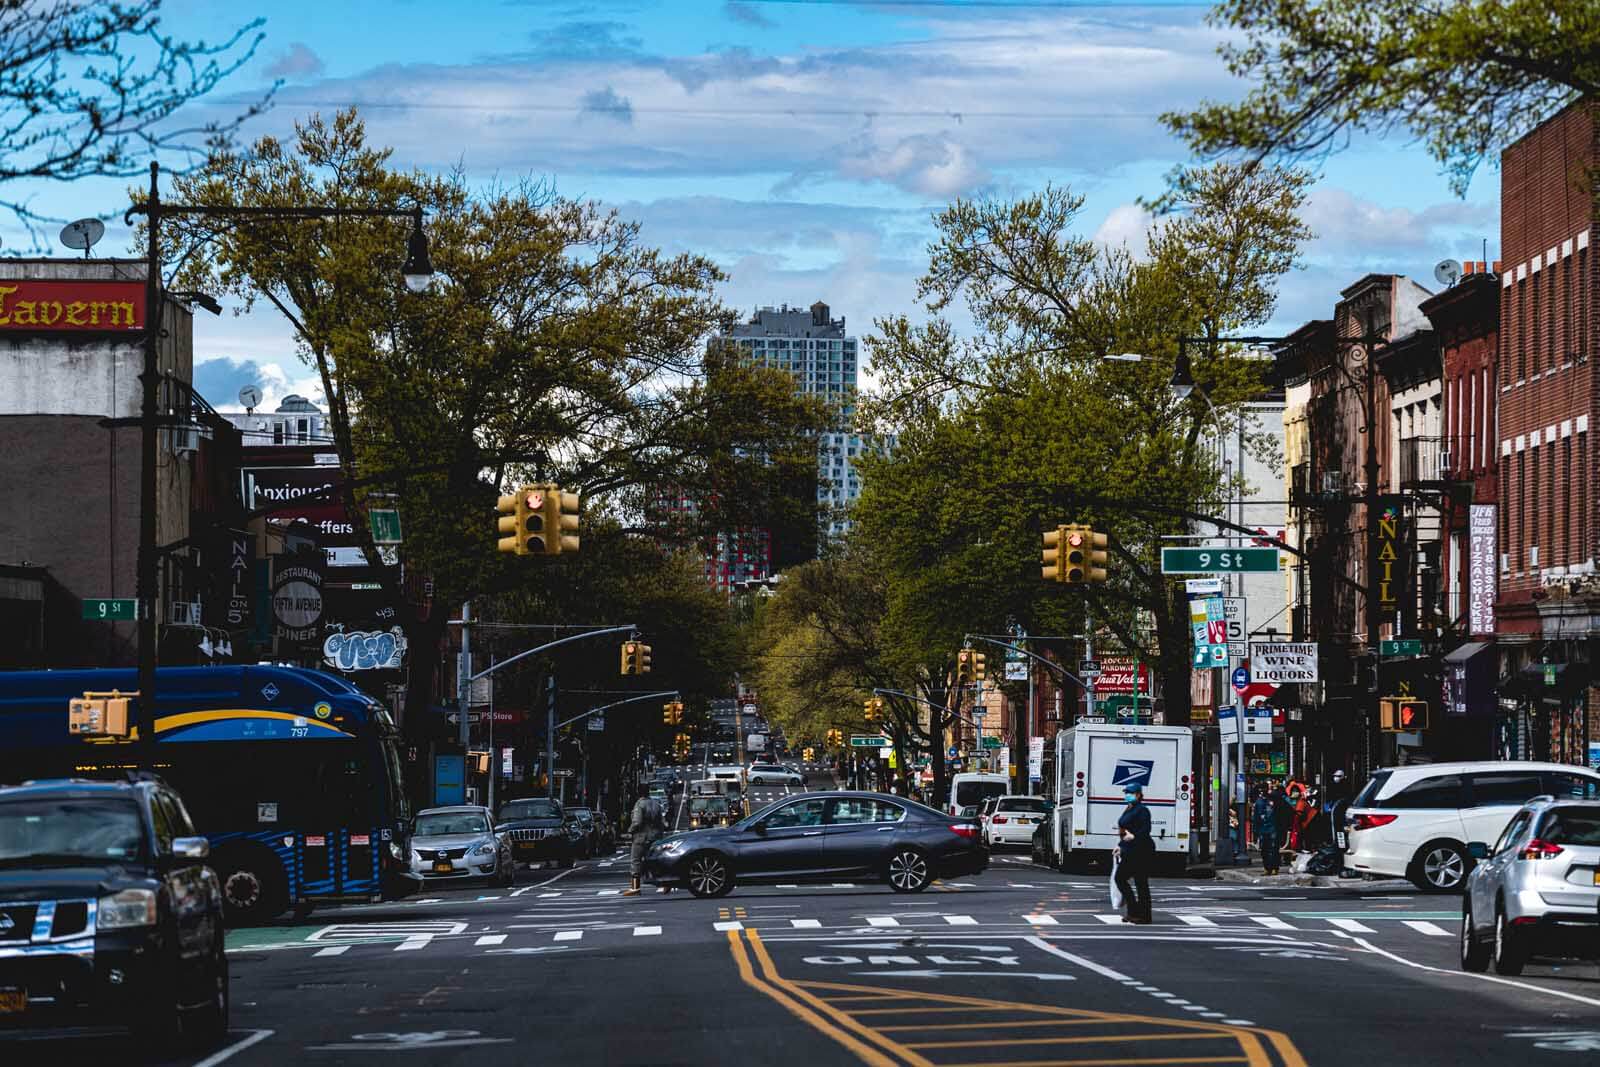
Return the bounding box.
[12,776,1600,1065]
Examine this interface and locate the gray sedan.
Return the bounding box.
[409,805,515,887]
[1461,796,1600,974]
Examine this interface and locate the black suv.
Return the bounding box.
[496,797,580,868]
[0,777,228,1046]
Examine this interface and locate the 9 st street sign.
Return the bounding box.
[1161,547,1279,574]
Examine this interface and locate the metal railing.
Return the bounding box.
[1398,436,1445,487]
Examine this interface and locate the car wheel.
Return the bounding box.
[1411,842,1470,893]
[1492,905,1526,976]
[1459,900,1490,973]
[216,850,288,926]
[886,848,932,893]
[183,945,230,1048]
[687,853,734,898]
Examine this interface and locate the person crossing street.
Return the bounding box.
[623,790,668,896]
[1115,784,1154,924]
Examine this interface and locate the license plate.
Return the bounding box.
[433,860,453,873]
[0,989,26,1014]
[1592,871,1600,886]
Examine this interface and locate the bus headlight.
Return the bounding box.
[97,888,157,929]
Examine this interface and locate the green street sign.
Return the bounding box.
[82,598,137,621]
[980,736,1003,749]
[849,735,889,748]
[369,509,404,545]
[1161,547,1279,574]
[1543,664,1557,686]
[1381,638,1422,657]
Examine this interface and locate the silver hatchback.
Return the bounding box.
[1460,797,1600,975]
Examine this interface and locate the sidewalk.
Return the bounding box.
[1211,856,1411,890]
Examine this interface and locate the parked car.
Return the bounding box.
[947,772,1009,816]
[646,791,986,897]
[565,807,600,857]
[1344,761,1600,892]
[497,797,578,869]
[747,763,804,787]
[409,805,515,886]
[0,776,228,1047]
[1461,797,1600,975]
[688,794,735,830]
[983,795,1051,850]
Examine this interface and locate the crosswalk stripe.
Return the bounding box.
[790,919,822,928]
[634,925,663,936]
[597,890,621,896]
[1328,918,1376,933]
[1403,920,1451,937]
[713,921,744,932]
[1252,916,1296,930]
[395,937,430,951]
[1025,914,1059,926]
[866,916,899,927]
[553,930,583,941]
[313,945,349,957]
[1096,914,1124,925]
[475,934,506,946]
[944,915,978,926]
[1176,915,1217,928]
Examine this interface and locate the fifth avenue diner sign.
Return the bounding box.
[0,279,144,331]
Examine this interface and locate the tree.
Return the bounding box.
[854,162,1311,734]
[1164,0,1600,194]
[0,0,269,237]
[163,110,829,753]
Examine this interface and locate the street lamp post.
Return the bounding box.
[124,161,434,764]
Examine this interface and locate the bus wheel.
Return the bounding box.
[217,853,287,926]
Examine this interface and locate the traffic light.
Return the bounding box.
[663,700,684,725]
[863,697,885,721]
[971,653,987,681]
[469,750,490,774]
[1063,525,1087,583]
[803,746,815,761]
[541,486,581,556]
[497,483,581,557]
[1042,525,1067,582]
[1379,698,1428,731]
[662,703,675,725]
[825,728,843,748]
[495,487,534,555]
[1084,527,1109,582]
[956,649,976,683]
[621,641,653,675]
[67,690,132,737]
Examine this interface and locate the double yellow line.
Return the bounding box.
[726,928,1306,1067]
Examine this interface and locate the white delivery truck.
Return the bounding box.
[1048,722,1194,873]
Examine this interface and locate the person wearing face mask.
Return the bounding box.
[1114,784,1154,924]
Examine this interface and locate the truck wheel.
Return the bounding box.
[215,848,288,926]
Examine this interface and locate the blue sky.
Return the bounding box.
[7,0,1501,412]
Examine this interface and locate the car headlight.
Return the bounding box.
[470,840,497,857]
[390,842,406,861]
[97,888,158,930]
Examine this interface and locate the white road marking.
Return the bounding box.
[510,886,537,897]
[529,866,582,888]
[777,884,800,889]
[553,930,583,941]
[944,915,978,926]
[1176,915,1217,928]
[394,936,431,951]
[866,916,900,927]
[1349,934,1600,1009]
[475,934,507,946]
[1025,914,1059,926]
[1327,918,1376,933]
[633,925,663,936]
[191,1029,276,1067]
[1402,920,1451,937]
[313,945,349,957]
[1095,914,1124,925]
[1251,916,1296,931]
[476,895,501,901]
[597,889,622,896]
[713,921,744,931]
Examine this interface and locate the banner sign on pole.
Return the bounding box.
[1248,642,1319,683]
[1468,504,1497,636]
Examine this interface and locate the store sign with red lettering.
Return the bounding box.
[0,280,143,331]
[1096,658,1152,695]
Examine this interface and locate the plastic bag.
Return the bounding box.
[1109,849,1124,911]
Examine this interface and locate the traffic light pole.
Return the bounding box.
[556,690,679,731]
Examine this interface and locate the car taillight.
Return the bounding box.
[1519,838,1564,860]
[1349,813,1397,831]
[992,817,1008,824]
[950,824,978,839]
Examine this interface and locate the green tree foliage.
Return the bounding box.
[1165,0,1600,194]
[163,109,828,737]
[852,162,1310,736]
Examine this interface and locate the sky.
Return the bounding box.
[4,0,1502,413]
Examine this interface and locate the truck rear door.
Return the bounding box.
[1086,733,1181,842]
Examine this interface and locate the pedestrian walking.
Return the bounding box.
[1252,785,1282,875]
[1114,784,1154,924]
[622,791,667,896]
[1227,806,1244,864]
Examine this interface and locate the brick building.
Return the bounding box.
[1492,102,1599,766]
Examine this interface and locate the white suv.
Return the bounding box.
[1345,761,1600,892]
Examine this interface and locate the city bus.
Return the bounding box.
[0,665,419,924]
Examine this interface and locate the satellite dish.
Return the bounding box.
[59,218,105,257]
[238,385,262,412]
[1433,258,1462,287]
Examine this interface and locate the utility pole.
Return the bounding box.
[135,162,161,769]
[1363,309,1383,777]
[546,675,558,800]
[487,652,497,813]
[457,601,472,748]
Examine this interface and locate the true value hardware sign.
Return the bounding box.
[1248,642,1318,684]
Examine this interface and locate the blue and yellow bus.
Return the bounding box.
[0,665,419,923]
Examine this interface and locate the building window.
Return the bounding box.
[1517,280,1528,381]
[273,422,284,445]
[1581,431,1590,563]
[1563,436,1574,566]
[1516,450,1526,572]
[1500,463,1510,571]
[1527,448,1537,569]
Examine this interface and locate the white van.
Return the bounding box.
[949,772,1009,816]
[1345,761,1600,892]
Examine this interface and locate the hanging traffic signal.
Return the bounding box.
[862,697,885,721]
[1042,525,1067,582]
[803,746,815,761]
[662,700,684,725]
[956,649,976,683]
[662,703,675,725]
[496,487,534,556]
[497,483,580,556]
[554,488,581,555]
[1399,699,1428,731]
[621,641,653,676]
[1084,528,1109,583]
[622,642,637,675]
[1063,525,1088,583]
[971,653,987,681]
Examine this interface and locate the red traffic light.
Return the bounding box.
[525,489,544,509]
[1067,531,1084,546]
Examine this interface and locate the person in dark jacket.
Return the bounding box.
[1252,785,1282,875]
[623,793,667,896]
[1115,784,1154,923]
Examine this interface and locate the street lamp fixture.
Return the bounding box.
[1168,345,1195,400]
[401,207,435,293]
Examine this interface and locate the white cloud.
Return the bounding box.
[1093,202,1152,256]
[1303,188,1497,259]
[836,132,990,198]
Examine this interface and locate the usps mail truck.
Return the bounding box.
[1049,721,1194,871]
